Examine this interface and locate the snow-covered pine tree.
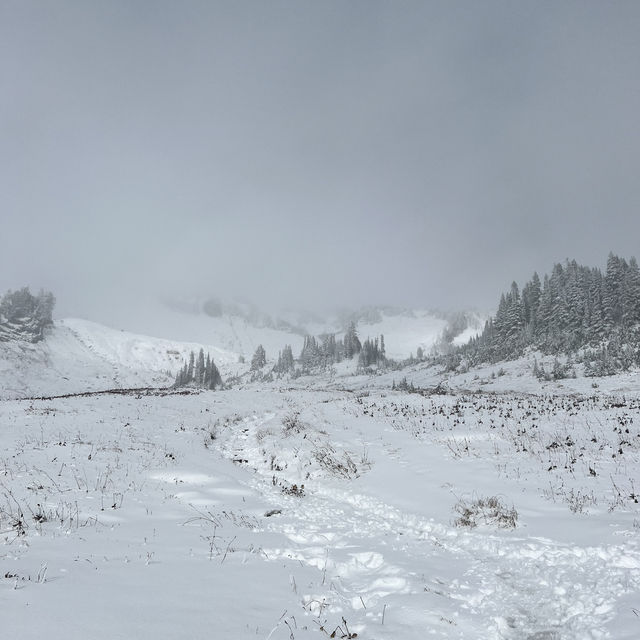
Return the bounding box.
[343,321,361,359]
[299,336,321,370]
[250,344,266,371]
[458,254,640,371]
[195,348,205,386]
[174,351,223,389]
[208,360,222,389]
[622,257,640,330]
[187,351,195,381]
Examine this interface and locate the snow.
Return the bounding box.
[76,298,454,362]
[451,312,487,347]
[356,310,448,360]
[0,318,240,400]
[2,319,640,639]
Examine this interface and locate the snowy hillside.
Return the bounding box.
[352,309,447,359]
[0,319,237,399]
[79,297,310,364]
[0,304,460,400]
[94,299,465,362]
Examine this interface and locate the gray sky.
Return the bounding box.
[1,1,639,320]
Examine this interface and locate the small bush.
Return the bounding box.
[281,482,305,497]
[282,411,304,435]
[453,495,518,529]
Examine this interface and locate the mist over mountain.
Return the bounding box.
[2,2,640,321]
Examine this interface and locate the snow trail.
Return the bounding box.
[213,408,640,639]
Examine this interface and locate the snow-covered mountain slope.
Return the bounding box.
[61,318,236,374]
[0,319,237,399]
[451,311,486,346]
[0,306,451,400]
[80,299,309,364]
[352,309,447,359]
[84,297,470,362]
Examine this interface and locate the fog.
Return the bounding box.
[2,1,639,323]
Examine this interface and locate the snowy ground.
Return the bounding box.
[2,364,640,638]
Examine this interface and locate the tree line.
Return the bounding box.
[250,321,388,378]
[457,253,640,374]
[173,348,223,389]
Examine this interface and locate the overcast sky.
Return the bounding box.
[1,1,639,321]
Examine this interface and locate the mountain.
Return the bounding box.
[0,318,235,400]
[107,297,478,361]
[0,300,483,399]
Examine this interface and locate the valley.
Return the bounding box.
[2,362,639,639]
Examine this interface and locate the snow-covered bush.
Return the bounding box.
[453,496,518,529]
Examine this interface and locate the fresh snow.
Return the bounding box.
[356,310,448,360]
[79,299,455,362]
[1,319,640,639]
[0,318,237,400]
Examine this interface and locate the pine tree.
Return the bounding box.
[174,351,223,389]
[604,252,624,328]
[204,353,212,387]
[208,360,222,389]
[522,272,541,332]
[250,345,266,371]
[343,321,361,359]
[195,349,205,386]
[187,351,195,381]
[622,257,640,330]
[300,336,321,370]
[460,254,640,371]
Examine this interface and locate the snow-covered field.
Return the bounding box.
[2,321,640,639]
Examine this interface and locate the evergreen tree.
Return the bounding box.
[274,344,295,375]
[299,335,321,370]
[195,348,205,385]
[622,257,640,329]
[358,335,387,368]
[185,351,194,381]
[459,254,640,372]
[250,344,266,371]
[522,272,541,333]
[174,350,223,389]
[343,321,362,359]
[208,360,222,389]
[604,252,624,328]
